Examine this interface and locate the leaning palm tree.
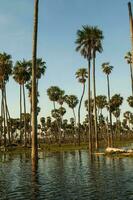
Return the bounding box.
[75,68,88,145]
[31,0,39,164]
[125,51,133,96]
[102,62,113,146]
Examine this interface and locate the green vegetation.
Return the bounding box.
[0,1,133,157]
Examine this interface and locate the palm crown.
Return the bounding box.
[75,68,88,83]
[102,62,113,75]
[13,60,30,85]
[75,25,104,59]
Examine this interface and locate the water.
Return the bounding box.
[0,150,133,200]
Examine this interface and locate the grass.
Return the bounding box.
[0,139,132,155]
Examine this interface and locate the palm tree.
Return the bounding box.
[28,58,46,90]
[0,52,12,146]
[96,95,107,115]
[65,95,79,124]
[76,25,103,150]
[47,86,65,146]
[75,68,87,145]
[125,51,133,96]
[110,94,123,112]
[127,96,133,108]
[13,60,30,145]
[75,26,92,150]
[102,62,113,146]
[47,86,65,110]
[31,0,39,164]
[91,27,104,150]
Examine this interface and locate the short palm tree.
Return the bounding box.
[96,95,107,115]
[127,96,133,108]
[47,86,65,110]
[76,68,88,145]
[47,86,65,146]
[65,95,79,124]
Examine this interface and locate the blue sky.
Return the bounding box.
[0,0,132,121]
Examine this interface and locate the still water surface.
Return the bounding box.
[0,150,133,200]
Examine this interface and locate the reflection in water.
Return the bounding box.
[0,150,133,200]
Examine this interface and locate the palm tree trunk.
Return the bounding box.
[88,58,92,151]
[23,84,27,146]
[72,108,76,125]
[107,75,113,147]
[78,83,85,146]
[4,85,11,145]
[2,89,6,147]
[92,53,98,150]
[129,63,133,96]
[31,0,39,162]
[128,2,133,52]
[53,101,62,146]
[20,84,22,144]
[128,3,133,96]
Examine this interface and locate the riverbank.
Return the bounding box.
[0,140,132,155]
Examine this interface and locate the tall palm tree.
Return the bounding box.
[31,0,39,164]
[76,68,87,145]
[91,27,103,150]
[76,25,103,150]
[75,26,92,150]
[65,95,79,124]
[13,60,30,145]
[102,62,113,146]
[125,51,133,96]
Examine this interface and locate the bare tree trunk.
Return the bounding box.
[129,63,133,96]
[31,0,39,162]
[20,84,22,144]
[2,88,6,147]
[78,83,85,146]
[107,75,113,147]
[128,2,133,51]
[128,2,133,96]
[23,84,27,146]
[92,53,98,150]
[72,108,76,125]
[4,85,11,145]
[87,58,92,151]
